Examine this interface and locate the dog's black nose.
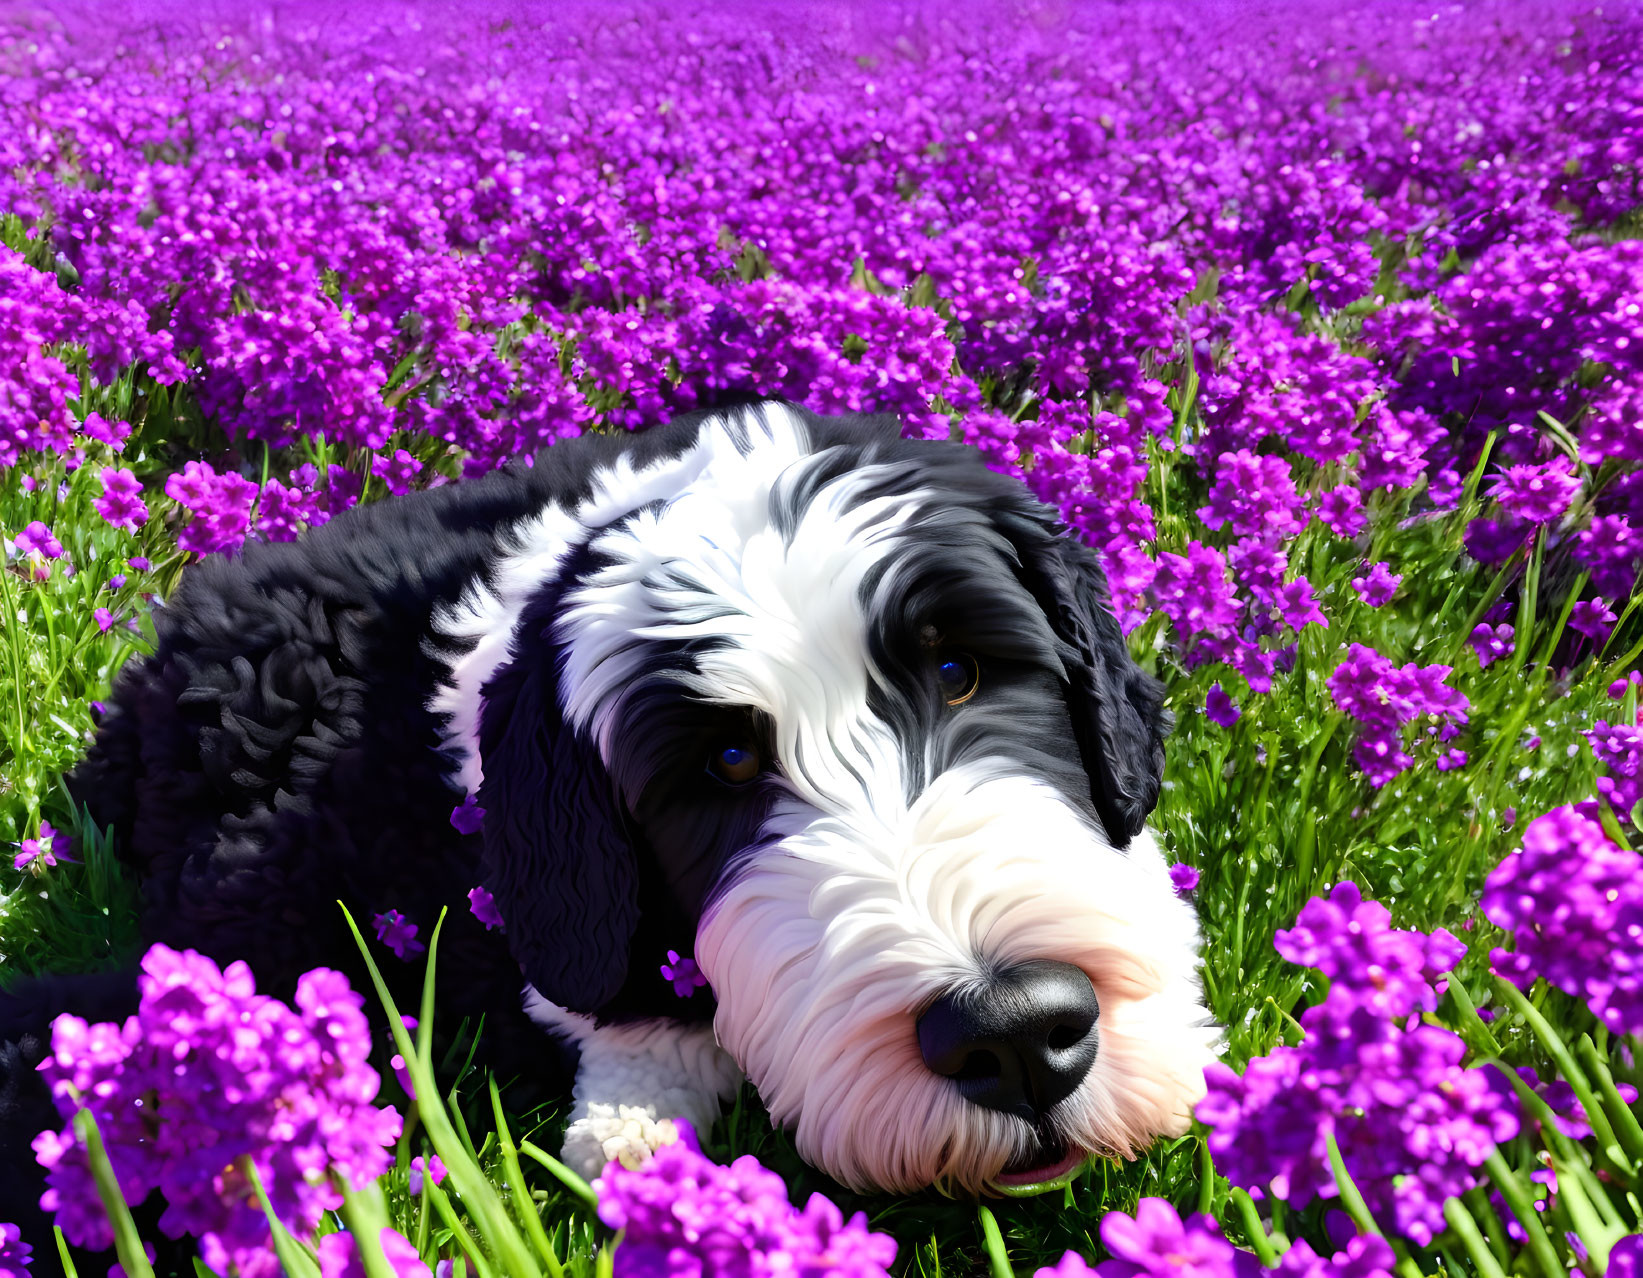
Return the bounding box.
[916,959,1100,1121]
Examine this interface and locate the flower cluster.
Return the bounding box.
[0,1222,30,1278]
[1482,806,1643,1036]
[1327,646,1470,787]
[1198,884,1518,1246]
[34,944,400,1278]
[0,0,1636,696]
[596,1121,896,1278]
[1587,721,1643,822]
[1037,1198,1394,1278]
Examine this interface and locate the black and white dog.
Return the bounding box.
[5,401,1214,1213]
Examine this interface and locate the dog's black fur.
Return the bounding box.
[0,403,1168,1258]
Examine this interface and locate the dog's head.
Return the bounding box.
[456,402,1214,1193]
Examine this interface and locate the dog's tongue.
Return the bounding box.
[991,1147,1087,1192]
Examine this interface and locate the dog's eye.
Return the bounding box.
[708,742,762,786]
[936,652,979,706]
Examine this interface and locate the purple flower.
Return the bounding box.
[14,821,70,871]
[661,950,708,997]
[1436,748,1468,772]
[596,1120,895,1278]
[1490,458,1581,524]
[317,1228,432,1278]
[1316,486,1366,539]
[467,885,503,930]
[1151,543,1240,641]
[1198,449,1307,541]
[1609,1235,1643,1278]
[1483,806,1643,1036]
[34,946,399,1275]
[450,795,485,835]
[390,1054,414,1100]
[1273,1237,1395,1278]
[1170,863,1201,895]
[94,607,116,632]
[373,910,424,960]
[80,411,130,452]
[408,1154,447,1196]
[371,449,424,496]
[0,1221,31,1278]
[95,467,148,533]
[1589,721,1643,821]
[1468,623,1514,668]
[1206,1014,1518,1248]
[1092,1198,1258,1278]
[165,461,259,556]
[14,521,63,561]
[1350,562,1401,608]
[1326,645,1469,787]
[127,557,151,573]
[1200,884,1515,1245]
[1570,598,1618,643]
[1205,684,1241,728]
[1575,516,1643,598]
[1277,882,1465,1014]
[1035,1255,1097,1278]
[1274,577,1328,632]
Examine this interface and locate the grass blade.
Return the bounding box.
[976,1205,1011,1278]
[72,1106,155,1278]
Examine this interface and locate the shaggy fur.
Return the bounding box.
[0,401,1216,1250]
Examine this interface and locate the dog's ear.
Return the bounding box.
[1002,510,1169,847]
[475,599,638,1013]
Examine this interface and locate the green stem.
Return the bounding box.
[488,1076,564,1278]
[1445,976,1503,1058]
[0,565,31,752]
[337,1181,403,1278]
[54,1226,81,1278]
[245,1159,322,1278]
[341,906,540,1278]
[72,1107,155,1278]
[1229,1188,1278,1266]
[1265,995,1307,1044]
[1196,1139,1214,1218]
[977,1205,1013,1278]
[1484,1149,1565,1278]
[427,1181,494,1278]
[1463,1185,1512,1271]
[1494,979,1629,1171]
[1324,1129,1421,1278]
[519,1141,601,1216]
[1443,1196,1509,1278]
[1575,1034,1643,1166]
[1547,1156,1621,1270]
[1323,1128,1384,1239]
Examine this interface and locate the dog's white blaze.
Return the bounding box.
[697,768,1216,1193]
[559,458,929,820]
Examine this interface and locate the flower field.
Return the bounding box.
[2,0,1642,1274]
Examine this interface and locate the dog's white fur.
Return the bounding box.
[522,994,740,1174]
[437,403,1216,1191]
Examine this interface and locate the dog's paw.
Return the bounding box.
[562,1102,684,1178]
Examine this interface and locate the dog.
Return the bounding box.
[2,401,1215,1232]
